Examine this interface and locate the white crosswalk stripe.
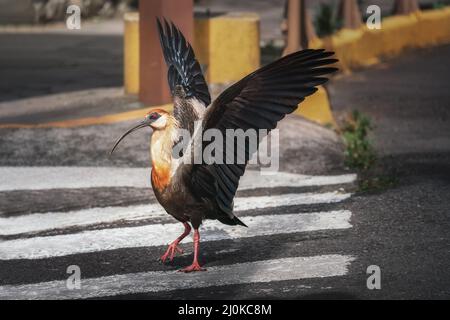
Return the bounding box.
[0,210,352,260]
[0,166,356,191]
[0,255,355,300]
[0,168,357,299]
[0,192,351,236]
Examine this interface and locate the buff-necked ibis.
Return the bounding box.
[111,18,338,272]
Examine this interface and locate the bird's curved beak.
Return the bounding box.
[110,119,152,156]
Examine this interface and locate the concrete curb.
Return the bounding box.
[300,7,450,126]
[311,7,450,71]
[0,104,171,129]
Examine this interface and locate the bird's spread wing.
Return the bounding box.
[156,18,211,108]
[189,49,338,223]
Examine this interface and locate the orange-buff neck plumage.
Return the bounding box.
[149,110,178,192]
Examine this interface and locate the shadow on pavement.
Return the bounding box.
[0,33,123,103]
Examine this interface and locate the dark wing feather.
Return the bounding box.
[156,18,211,107]
[190,49,338,225]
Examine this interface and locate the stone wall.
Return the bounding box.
[0,0,133,24]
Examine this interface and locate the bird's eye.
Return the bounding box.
[149,113,159,120]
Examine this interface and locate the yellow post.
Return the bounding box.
[194,13,260,84]
[295,86,336,127]
[124,12,139,95]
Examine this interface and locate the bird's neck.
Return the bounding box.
[150,122,178,191]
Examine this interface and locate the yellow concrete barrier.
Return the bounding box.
[124,12,139,94]
[295,86,336,127]
[300,7,450,126]
[301,7,450,125]
[312,7,450,72]
[194,12,261,84]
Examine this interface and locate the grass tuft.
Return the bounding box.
[339,110,398,193]
[341,110,376,171]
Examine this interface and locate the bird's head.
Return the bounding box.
[110,109,170,155]
[145,109,171,130]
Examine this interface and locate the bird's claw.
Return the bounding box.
[178,262,206,273]
[160,242,183,263]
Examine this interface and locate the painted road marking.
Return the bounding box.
[0,210,352,260]
[0,192,351,236]
[0,254,355,300]
[0,104,171,129]
[0,167,356,192]
[234,192,350,211]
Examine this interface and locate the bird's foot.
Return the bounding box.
[160,242,183,263]
[179,262,206,273]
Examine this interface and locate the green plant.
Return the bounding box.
[433,1,448,10]
[358,174,398,193]
[128,0,139,9]
[315,3,338,37]
[341,110,376,171]
[340,111,399,193]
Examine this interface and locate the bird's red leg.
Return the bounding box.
[179,229,206,272]
[160,222,191,263]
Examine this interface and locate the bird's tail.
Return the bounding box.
[218,216,248,227]
[234,217,248,227]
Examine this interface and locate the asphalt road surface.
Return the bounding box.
[1,45,450,299]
